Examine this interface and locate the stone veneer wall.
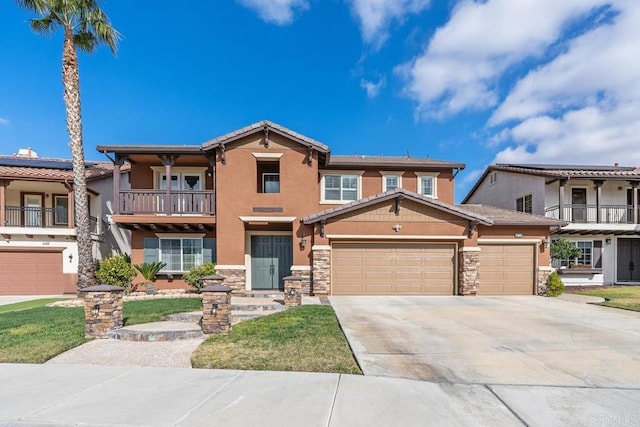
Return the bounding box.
[82,286,124,339]
[458,247,481,296]
[214,267,246,293]
[290,267,312,295]
[537,267,554,296]
[201,288,232,334]
[312,246,331,295]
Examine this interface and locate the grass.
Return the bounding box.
[569,286,640,312]
[0,298,66,314]
[0,298,203,363]
[192,305,361,375]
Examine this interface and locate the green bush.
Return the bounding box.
[183,262,216,291]
[134,261,167,282]
[96,255,137,294]
[545,271,565,297]
[550,238,582,266]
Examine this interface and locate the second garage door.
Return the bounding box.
[478,244,535,295]
[0,249,66,295]
[332,242,456,295]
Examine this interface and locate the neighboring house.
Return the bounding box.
[464,164,640,286]
[97,121,561,296]
[0,149,130,294]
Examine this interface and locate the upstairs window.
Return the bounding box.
[416,173,438,198]
[321,171,362,203]
[381,172,402,192]
[257,161,280,193]
[516,194,533,214]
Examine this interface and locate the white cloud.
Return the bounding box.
[492,1,640,165]
[400,0,609,118]
[348,0,430,48]
[0,118,9,127]
[360,76,386,98]
[236,0,309,25]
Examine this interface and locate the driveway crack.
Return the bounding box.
[484,384,529,426]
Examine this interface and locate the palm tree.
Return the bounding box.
[16,0,120,289]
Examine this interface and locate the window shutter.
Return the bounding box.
[143,238,159,263]
[203,238,216,263]
[593,240,602,268]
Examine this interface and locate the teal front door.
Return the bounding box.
[251,236,293,290]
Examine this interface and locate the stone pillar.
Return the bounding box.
[283,276,303,308]
[202,274,225,287]
[81,285,124,339]
[458,247,481,296]
[312,246,331,295]
[537,267,554,296]
[290,266,312,295]
[201,285,232,334]
[213,266,246,293]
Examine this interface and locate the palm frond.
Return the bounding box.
[30,14,57,35]
[15,0,48,14]
[73,30,97,53]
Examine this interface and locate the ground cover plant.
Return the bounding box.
[192,305,361,374]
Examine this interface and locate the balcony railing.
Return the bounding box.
[3,206,100,233]
[118,190,216,215]
[545,204,638,224]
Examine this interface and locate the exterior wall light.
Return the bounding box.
[543,238,551,248]
[69,253,73,263]
[91,304,100,318]
[606,238,612,244]
[211,303,219,316]
[300,233,308,250]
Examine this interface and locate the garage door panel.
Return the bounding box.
[0,250,66,295]
[332,243,455,296]
[479,244,534,296]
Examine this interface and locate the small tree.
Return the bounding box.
[545,271,565,297]
[96,255,137,294]
[550,238,582,267]
[183,262,216,291]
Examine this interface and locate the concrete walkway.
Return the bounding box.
[2,363,639,426]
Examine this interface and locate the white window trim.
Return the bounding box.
[380,171,403,192]
[415,172,439,198]
[157,235,205,273]
[319,170,364,204]
[151,166,207,190]
[252,152,283,160]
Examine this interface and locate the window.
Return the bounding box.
[257,161,280,193]
[415,173,438,197]
[321,171,362,203]
[152,167,206,191]
[516,194,533,214]
[381,172,402,192]
[489,171,498,185]
[559,241,593,267]
[144,237,215,273]
[53,195,69,225]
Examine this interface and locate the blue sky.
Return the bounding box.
[1,0,639,201]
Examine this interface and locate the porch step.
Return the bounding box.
[164,311,202,323]
[108,321,204,342]
[231,297,284,312]
[234,291,284,299]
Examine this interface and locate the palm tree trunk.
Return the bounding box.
[62,27,98,290]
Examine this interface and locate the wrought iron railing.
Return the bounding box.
[3,206,101,233]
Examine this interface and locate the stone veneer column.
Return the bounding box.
[81,285,124,339]
[201,284,232,334]
[213,266,246,294]
[283,276,303,308]
[458,247,481,296]
[312,246,331,295]
[537,267,554,296]
[290,266,312,295]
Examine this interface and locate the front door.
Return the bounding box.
[251,236,293,290]
[23,194,43,227]
[571,188,587,223]
[617,239,640,282]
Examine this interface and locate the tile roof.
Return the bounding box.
[201,120,330,153]
[0,155,120,182]
[327,155,465,169]
[302,188,493,225]
[459,204,566,226]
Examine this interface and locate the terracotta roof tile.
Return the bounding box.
[0,155,120,181]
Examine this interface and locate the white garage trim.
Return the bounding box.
[326,234,467,240]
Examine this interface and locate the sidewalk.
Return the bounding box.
[4,363,639,426]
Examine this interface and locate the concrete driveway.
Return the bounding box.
[330,296,640,388]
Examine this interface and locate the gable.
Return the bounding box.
[327,199,468,225]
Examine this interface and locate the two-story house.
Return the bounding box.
[463,164,640,286]
[0,149,130,294]
[98,121,562,296]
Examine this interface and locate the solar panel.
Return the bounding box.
[0,157,96,170]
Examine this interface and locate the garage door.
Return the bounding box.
[332,242,455,295]
[0,250,66,295]
[478,244,534,295]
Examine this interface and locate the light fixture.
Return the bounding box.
[288,287,297,298]
[392,224,402,232]
[543,238,551,249]
[91,304,100,318]
[68,253,73,263]
[211,303,219,316]
[300,233,308,250]
[606,238,612,244]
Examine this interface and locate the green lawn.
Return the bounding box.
[192,305,361,375]
[570,286,640,312]
[0,298,203,363]
[0,298,66,314]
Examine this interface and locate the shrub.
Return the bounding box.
[550,238,582,267]
[545,271,565,297]
[134,261,166,282]
[96,255,137,294]
[183,262,216,291]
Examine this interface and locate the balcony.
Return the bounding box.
[3,206,101,233]
[117,190,216,215]
[545,204,639,224]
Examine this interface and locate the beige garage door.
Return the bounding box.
[332,242,455,295]
[478,244,535,295]
[0,250,66,295]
